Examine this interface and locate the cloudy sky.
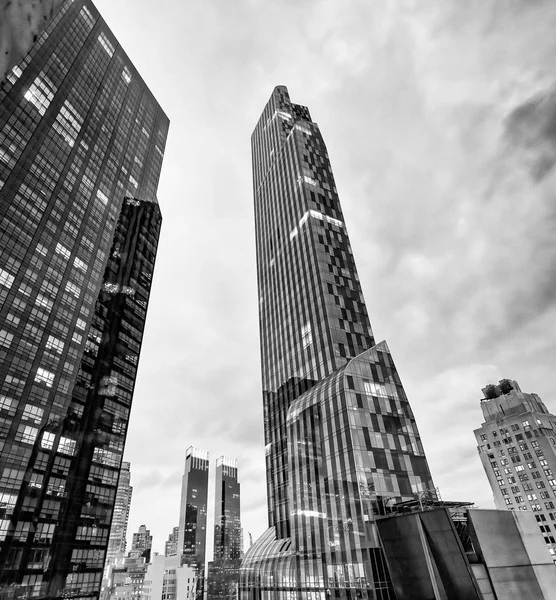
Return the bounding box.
[91,0,556,556]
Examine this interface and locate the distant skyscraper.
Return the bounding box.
[474,379,556,562]
[103,462,133,595]
[0,1,168,597]
[164,526,179,557]
[207,457,241,600]
[178,447,209,597]
[131,524,153,563]
[240,86,435,599]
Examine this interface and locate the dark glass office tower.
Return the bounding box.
[207,457,241,600]
[178,447,209,598]
[240,87,435,600]
[0,1,168,598]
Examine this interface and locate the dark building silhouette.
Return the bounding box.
[178,447,209,598]
[240,86,435,599]
[0,1,168,597]
[207,457,241,600]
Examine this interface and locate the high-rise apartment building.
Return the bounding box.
[164,526,179,557]
[0,1,168,597]
[240,86,435,599]
[474,379,556,561]
[102,462,133,596]
[131,524,153,563]
[177,447,209,597]
[207,457,241,600]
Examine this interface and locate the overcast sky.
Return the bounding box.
[92,0,556,557]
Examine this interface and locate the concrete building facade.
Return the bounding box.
[474,379,556,562]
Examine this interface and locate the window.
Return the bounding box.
[65,282,81,298]
[531,504,542,511]
[515,496,524,503]
[16,425,38,445]
[516,465,525,472]
[46,336,64,354]
[58,436,76,456]
[0,269,15,289]
[22,404,43,424]
[55,243,71,260]
[527,493,538,501]
[522,420,530,429]
[546,502,556,510]
[527,462,537,469]
[0,330,14,348]
[41,432,55,450]
[98,32,115,56]
[504,498,512,505]
[480,434,487,441]
[519,443,528,451]
[35,368,54,387]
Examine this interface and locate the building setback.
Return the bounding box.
[207,457,241,600]
[240,86,436,599]
[474,379,556,562]
[0,0,168,597]
[177,447,209,597]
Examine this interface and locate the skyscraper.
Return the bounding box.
[164,526,179,557]
[0,1,168,597]
[178,447,209,597]
[131,524,153,563]
[240,86,435,599]
[207,457,241,600]
[474,379,556,561]
[102,461,133,595]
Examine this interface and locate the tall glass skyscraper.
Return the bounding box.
[240,86,435,599]
[178,447,209,597]
[207,456,241,600]
[0,1,168,597]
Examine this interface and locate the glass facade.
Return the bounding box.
[178,447,209,598]
[240,87,435,599]
[207,457,241,600]
[0,1,168,597]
